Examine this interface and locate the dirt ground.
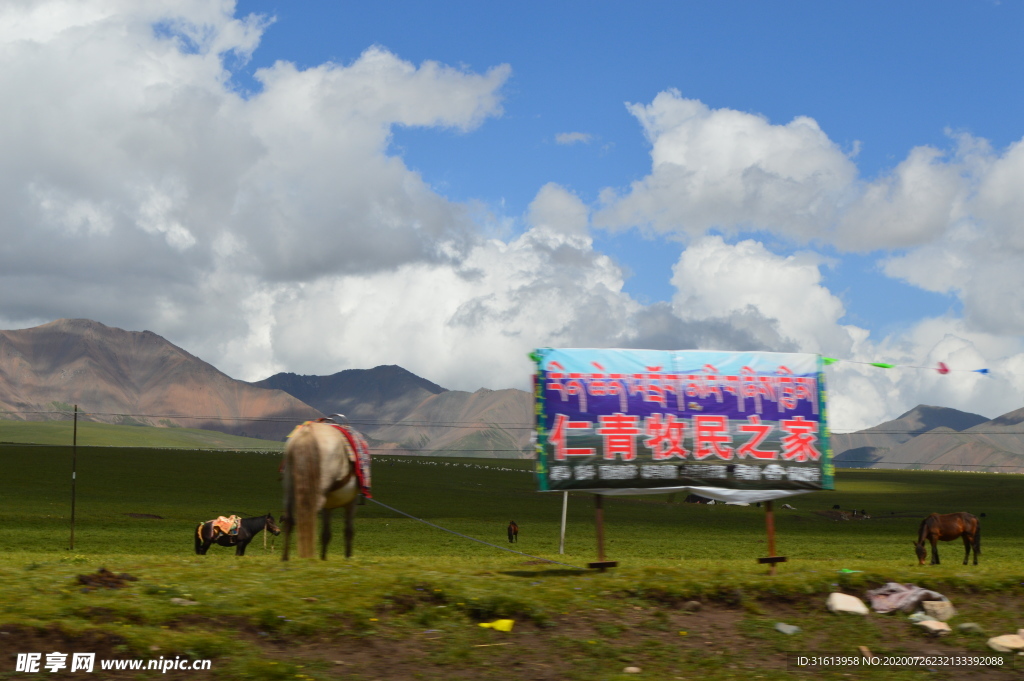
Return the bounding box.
[4,592,1023,680]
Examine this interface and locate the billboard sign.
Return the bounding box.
[532,348,834,493]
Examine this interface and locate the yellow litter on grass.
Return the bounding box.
[478,619,515,632]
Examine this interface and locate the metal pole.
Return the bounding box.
[558,491,568,554]
[765,499,776,575]
[70,405,77,550]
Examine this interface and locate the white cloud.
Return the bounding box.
[0,1,510,356]
[670,236,854,354]
[595,90,858,239]
[555,131,593,145]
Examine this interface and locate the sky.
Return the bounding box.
[2,0,1024,431]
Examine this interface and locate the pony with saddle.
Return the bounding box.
[913,512,980,565]
[281,417,372,560]
[194,513,281,556]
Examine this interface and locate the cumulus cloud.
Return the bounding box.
[670,236,854,354]
[0,0,509,359]
[595,90,858,239]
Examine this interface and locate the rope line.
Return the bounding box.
[365,497,586,570]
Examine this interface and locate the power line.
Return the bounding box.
[8,409,1024,435]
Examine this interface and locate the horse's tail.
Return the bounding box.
[974,516,981,554]
[194,523,204,554]
[287,425,322,559]
[915,515,931,544]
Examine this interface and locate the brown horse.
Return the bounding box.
[507,520,518,543]
[913,512,980,565]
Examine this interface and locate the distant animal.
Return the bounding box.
[281,420,370,560]
[980,512,987,518]
[507,520,519,543]
[913,512,980,566]
[194,513,281,556]
[832,504,841,510]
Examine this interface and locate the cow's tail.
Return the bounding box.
[288,426,322,559]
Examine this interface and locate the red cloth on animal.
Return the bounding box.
[327,424,372,499]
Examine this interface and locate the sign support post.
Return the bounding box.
[69,405,77,551]
[757,499,787,574]
[558,491,568,554]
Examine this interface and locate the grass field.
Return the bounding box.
[0,420,284,450]
[1,444,1022,680]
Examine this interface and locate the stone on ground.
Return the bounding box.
[922,600,957,621]
[915,620,951,635]
[827,592,868,615]
[774,622,801,635]
[957,623,985,634]
[987,635,1024,652]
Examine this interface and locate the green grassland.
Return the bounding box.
[1,445,1022,679]
[0,420,284,450]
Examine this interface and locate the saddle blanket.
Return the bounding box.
[211,515,241,537]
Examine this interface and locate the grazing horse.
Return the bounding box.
[194,514,281,556]
[913,512,980,565]
[507,520,519,543]
[282,421,368,560]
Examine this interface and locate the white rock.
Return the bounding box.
[623,667,642,674]
[826,592,868,615]
[915,620,951,635]
[922,600,956,621]
[987,635,1024,652]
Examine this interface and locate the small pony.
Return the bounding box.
[913,512,980,565]
[195,513,281,556]
[507,520,519,543]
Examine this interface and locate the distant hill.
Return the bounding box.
[251,366,447,430]
[254,368,533,459]
[369,387,532,457]
[0,319,321,440]
[832,404,1024,472]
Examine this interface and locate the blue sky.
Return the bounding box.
[235,0,1008,324]
[2,1,1024,429]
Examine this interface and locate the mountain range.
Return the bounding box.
[1,319,1021,467]
[0,319,533,455]
[832,405,1024,472]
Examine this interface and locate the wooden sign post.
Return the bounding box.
[757,500,787,575]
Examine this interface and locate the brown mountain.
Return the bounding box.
[831,404,1024,472]
[253,367,533,459]
[251,366,447,432]
[0,319,321,440]
[369,388,532,458]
